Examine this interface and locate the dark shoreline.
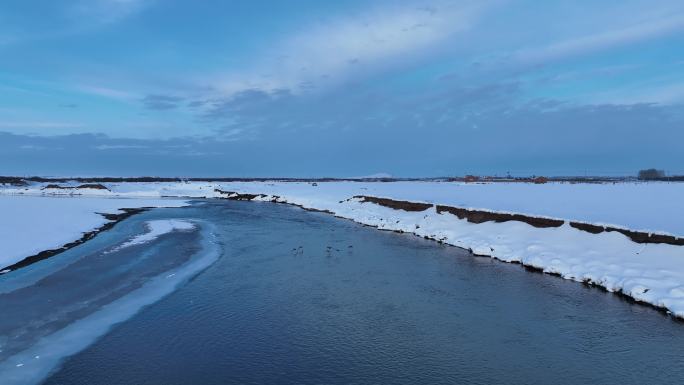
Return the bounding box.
[0,208,148,274]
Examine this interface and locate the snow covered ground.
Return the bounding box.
[0,195,188,270]
[216,181,684,236]
[5,180,681,235]
[2,180,684,317]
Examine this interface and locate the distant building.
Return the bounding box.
[533,176,548,184]
[464,175,480,183]
[638,169,665,180]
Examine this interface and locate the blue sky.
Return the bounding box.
[1,0,683,177]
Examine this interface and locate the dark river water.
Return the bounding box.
[1,200,683,384]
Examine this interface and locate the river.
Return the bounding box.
[1,200,683,384]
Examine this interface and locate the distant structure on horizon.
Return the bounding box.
[638,168,666,180]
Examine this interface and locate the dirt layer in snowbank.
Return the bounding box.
[353,196,433,212]
[352,195,684,246]
[435,205,565,228]
[568,221,684,246]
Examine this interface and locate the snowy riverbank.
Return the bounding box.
[0,195,188,271]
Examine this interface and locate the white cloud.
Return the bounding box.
[211,1,492,95]
[0,0,152,47]
[588,81,684,105]
[19,144,48,150]
[0,121,84,129]
[513,13,684,65]
[69,0,152,26]
[76,85,138,101]
[633,83,684,104]
[94,144,148,150]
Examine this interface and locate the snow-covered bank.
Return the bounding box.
[212,181,684,237]
[0,195,188,270]
[2,180,684,317]
[317,197,684,317]
[6,180,681,235]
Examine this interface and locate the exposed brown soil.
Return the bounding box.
[0,208,147,274]
[569,221,684,246]
[42,183,110,191]
[76,183,110,190]
[353,196,432,212]
[567,221,604,234]
[43,184,70,189]
[436,205,565,228]
[213,189,267,201]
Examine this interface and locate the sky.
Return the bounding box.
[1,0,683,177]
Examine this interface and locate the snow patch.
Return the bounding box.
[113,220,195,251]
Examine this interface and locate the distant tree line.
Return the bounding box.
[637,169,684,181]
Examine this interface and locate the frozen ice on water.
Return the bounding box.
[112,220,196,252]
